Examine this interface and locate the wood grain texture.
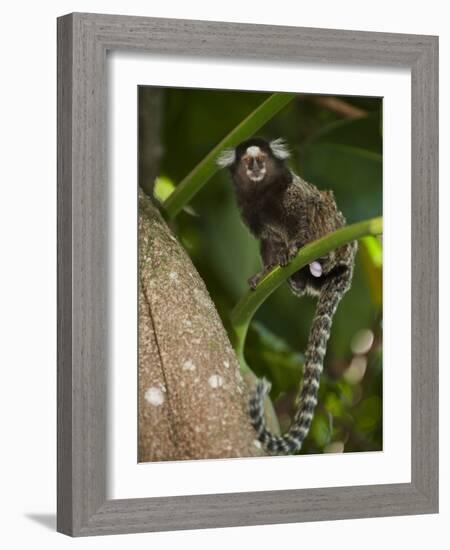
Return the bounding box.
[410,36,439,505]
[57,14,73,535]
[57,12,439,536]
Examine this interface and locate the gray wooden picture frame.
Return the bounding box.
[57,12,439,537]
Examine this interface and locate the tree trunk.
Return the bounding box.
[138,192,265,461]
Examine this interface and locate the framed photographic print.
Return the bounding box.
[57,13,438,536]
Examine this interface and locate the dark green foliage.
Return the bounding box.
[143,87,383,454]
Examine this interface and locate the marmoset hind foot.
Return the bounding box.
[217,137,357,455]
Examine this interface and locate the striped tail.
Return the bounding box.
[249,270,352,454]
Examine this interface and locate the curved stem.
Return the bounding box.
[162,92,296,219]
[230,216,383,371]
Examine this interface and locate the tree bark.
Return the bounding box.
[138,192,265,461]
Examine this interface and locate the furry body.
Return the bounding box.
[218,137,357,454]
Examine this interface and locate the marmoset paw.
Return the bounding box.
[248,273,261,290]
[276,251,290,267]
[288,244,300,261]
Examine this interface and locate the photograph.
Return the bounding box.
[138,87,383,462]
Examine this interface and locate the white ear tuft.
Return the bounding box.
[270,138,290,160]
[216,148,236,168]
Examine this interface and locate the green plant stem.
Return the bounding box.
[162,92,296,219]
[230,216,383,371]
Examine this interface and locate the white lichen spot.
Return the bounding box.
[169,271,179,283]
[183,319,192,328]
[235,370,243,383]
[223,360,230,369]
[253,440,262,449]
[182,359,196,371]
[144,386,165,407]
[208,374,224,389]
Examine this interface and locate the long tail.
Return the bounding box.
[249,269,353,454]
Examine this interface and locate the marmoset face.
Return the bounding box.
[240,145,268,182]
[216,137,291,188]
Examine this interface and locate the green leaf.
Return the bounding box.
[154,176,197,216]
[324,392,345,417]
[360,235,382,268]
[358,236,383,308]
[245,321,304,400]
[310,412,332,447]
[154,176,175,202]
[354,396,382,431]
[162,92,297,219]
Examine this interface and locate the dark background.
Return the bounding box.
[140,87,383,454]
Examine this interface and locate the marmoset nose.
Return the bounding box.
[250,158,258,171]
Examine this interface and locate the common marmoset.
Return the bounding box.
[217,137,357,455]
